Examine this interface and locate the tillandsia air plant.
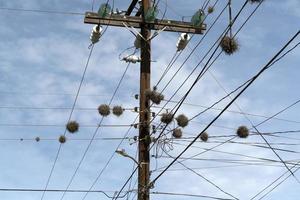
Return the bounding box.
[98,104,111,117]
[220,36,239,55]
[66,121,79,133]
[112,106,124,117]
[237,126,249,138]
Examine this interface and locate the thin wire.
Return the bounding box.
[150,27,300,152]
[0,188,130,199]
[0,7,84,15]
[250,161,300,200]
[59,63,131,200]
[150,30,300,186]
[152,191,234,200]
[162,149,239,200]
[113,167,139,200]
[40,44,95,200]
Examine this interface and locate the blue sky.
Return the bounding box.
[0,0,299,200]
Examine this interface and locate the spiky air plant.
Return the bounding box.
[98,104,110,117]
[200,132,209,142]
[59,135,67,144]
[66,121,79,133]
[172,128,183,139]
[207,6,214,14]
[112,106,124,117]
[160,112,174,124]
[237,126,249,138]
[176,114,189,128]
[220,36,239,55]
[150,90,164,105]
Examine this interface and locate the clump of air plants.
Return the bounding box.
[66,121,79,133]
[176,114,189,128]
[98,104,110,117]
[248,0,263,3]
[207,6,214,14]
[172,128,183,139]
[237,126,249,138]
[144,89,164,105]
[134,94,139,100]
[150,90,164,105]
[200,132,209,142]
[35,137,40,142]
[59,135,67,144]
[112,106,124,117]
[220,36,239,55]
[160,112,174,124]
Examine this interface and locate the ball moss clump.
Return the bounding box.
[98,104,110,117]
[172,128,183,139]
[207,6,214,14]
[35,137,40,142]
[160,112,174,124]
[150,90,164,105]
[237,126,249,138]
[220,36,239,55]
[59,135,67,144]
[112,106,124,117]
[66,121,79,133]
[200,132,209,142]
[176,114,189,128]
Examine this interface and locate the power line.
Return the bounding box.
[150,30,300,186]
[151,191,235,200]
[0,188,130,199]
[40,44,95,200]
[0,7,84,16]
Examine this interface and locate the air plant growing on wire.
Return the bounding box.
[200,132,209,142]
[237,126,249,138]
[172,128,183,139]
[112,106,124,117]
[66,121,79,133]
[220,36,239,55]
[160,112,174,125]
[175,114,189,128]
[59,135,67,144]
[98,104,111,117]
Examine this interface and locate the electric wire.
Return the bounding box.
[40,44,95,200]
[58,63,131,200]
[150,30,300,186]
[0,7,84,15]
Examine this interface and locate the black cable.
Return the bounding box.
[40,44,95,200]
[150,33,300,154]
[0,188,130,199]
[113,166,139,200]
[59,62,131,200]
[0,7,84,15]
[250,161,300,200]
[152,191,235,200]
[150,30,300,186]
[162,149,239,200]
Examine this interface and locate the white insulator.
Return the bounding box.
[134,35,141,49]
[176,33,190,51]
[122,55,141,63]
[90,25,102,44]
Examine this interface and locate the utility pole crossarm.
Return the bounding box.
[84,12,206,34]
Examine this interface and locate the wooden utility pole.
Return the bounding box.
[138,1,151,200]
[84,1,206,199]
